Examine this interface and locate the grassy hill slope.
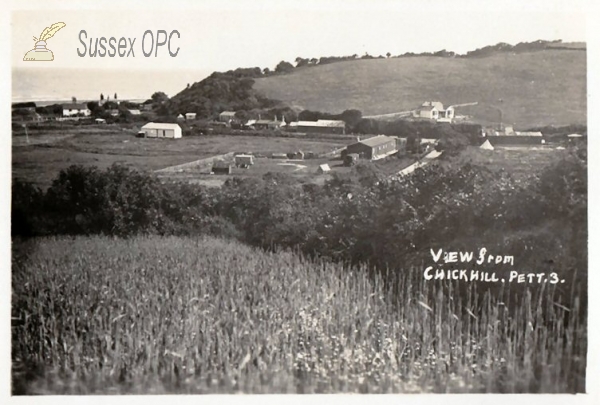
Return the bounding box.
[253,49,586,127]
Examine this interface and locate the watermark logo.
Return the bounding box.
[23,22,66,61]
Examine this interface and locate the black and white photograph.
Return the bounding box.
[4,0,597,399]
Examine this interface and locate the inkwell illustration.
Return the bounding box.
[23,22,66,61]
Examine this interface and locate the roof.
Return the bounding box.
[141,122,181,130]
[298,119,345,128]
[128,109,141,115]
[355,135,395,148]
[421,101,444,109]
[185,112,196,116]
[219,111,236,116]
[62,103,88,110]
[515,131,543,137]
[256,119,281,125]
[567,133,584,138]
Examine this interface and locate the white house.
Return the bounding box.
[140,122,182,139]
[413,101,454,122]
[62,103,91,117]
[128,109,141,115]
[185,112,197,120]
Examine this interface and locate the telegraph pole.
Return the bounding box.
[22,123,29,144]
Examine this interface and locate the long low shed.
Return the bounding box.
[140,122,182,139]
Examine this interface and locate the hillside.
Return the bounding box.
[253,49,586,127]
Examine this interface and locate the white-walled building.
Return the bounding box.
[62,103,91,117]
[140,122,182,139]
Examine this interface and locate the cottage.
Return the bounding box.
[95,118,107,124]
[177,114,185,120]
[140,122,182,139]
[413,101,454,122]
[128,109,141,116]
[343,135,397,160]
[272,153,288,159]
[185,112,197,120]
[212,160,232,174]
[219,111,237,123]
[62,103,91,117]
[297,119,346,134]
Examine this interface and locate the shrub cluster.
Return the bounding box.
[13,146,586,289]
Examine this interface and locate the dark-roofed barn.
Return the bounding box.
[343,135,397,160]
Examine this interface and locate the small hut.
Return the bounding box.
[288,151,305,160]
[317,164,331,174]
[344,153,359,166]
[479,140,494,150]
[235,154,254,168]
[212,160,232,175]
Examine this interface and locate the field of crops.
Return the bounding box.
[11,236,586,394]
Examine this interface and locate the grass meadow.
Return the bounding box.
[12,236,586,394]
[254,50,586,127]
[12,129,347,189]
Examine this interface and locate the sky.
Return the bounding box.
[11,0,587,73]
[9,0,588,101]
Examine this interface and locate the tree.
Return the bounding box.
[386,52,391,58]
[114,93,118,100]
[71,96,77,103]
[295,57,309,67]
[87,101,100,116]
[100,93,104,101]
[151,91,169,104]
[275,61,294,74]
[262,67,271,75]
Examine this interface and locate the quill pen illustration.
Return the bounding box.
[38,22,66,42]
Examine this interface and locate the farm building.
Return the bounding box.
[297,119,346,134]
[185,112,197,120]
[62,103,91,117]
[288,151,305,160]
[128,109,141,115]
[515,131,543,137]
[140,122,182,139]
[235,154,254,167]
[177,114,185,120]
[219,111,236,123]
[94,118,107,124]
[343,135,397,160]
[272,153,288,159]
[212,160,232,174]
[254,118,284,130]
[488,136,544,146]
[413,101,454,122]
